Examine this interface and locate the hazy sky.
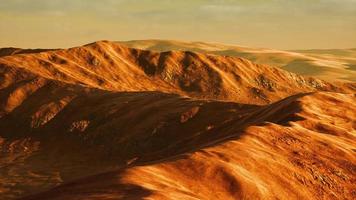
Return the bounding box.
[1,0,355,49]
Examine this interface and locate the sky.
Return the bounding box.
[0,0,356,49]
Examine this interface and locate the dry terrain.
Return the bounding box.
[0,41,355,200]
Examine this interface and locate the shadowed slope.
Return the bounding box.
[0,77,259,199]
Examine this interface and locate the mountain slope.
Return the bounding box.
[0,41,355,200]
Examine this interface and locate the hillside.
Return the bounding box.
[21,92,356,200]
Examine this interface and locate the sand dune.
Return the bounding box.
[0,41,355,200]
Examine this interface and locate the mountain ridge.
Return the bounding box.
[1,41,354,105]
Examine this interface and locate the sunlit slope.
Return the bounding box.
[119,40,356,82]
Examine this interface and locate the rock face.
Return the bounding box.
[0,41,355,200]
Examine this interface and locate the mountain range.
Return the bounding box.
[0,40,355,200]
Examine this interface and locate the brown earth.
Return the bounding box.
[0,41,355,200]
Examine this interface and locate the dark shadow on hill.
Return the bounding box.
[0,88,313,200]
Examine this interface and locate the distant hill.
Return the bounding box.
[119,40,356,82]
